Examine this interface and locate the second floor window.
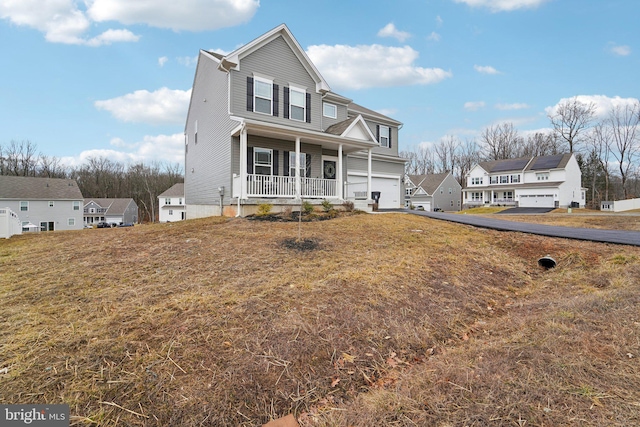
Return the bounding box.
[20,201,28,211]
[536,172,549,181]
[73,201,80,210]
[290,88,306,121]
[165,198,171,205]
[511,174,520,183]
[471,177,482,185]
[500,175,509,184]
[490,176,498,184]
[379,125,390,148]
[323,102,337,118]
[254,78,273,115]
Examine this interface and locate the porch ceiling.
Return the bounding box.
[231,118,378,153]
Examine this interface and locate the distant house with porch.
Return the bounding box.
[0,175,84,232]
[159,183,185,222]
[184,24,406,217]
[462,153,585,209]
[83,198,139,226]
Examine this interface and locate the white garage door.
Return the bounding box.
[347,175,401,209]
[414,201,431,211]
[519,194,555,208]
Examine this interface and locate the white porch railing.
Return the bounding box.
[245,174,337,198]
[493,198,516,205]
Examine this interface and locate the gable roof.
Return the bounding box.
[525,153,572,171]
[218,24,331,93]
[348,102,402,126]
[159,183,184,198]
[0,175,83,200]
[84,198,136,216]
[407,173,451,195]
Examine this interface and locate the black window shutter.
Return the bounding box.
[247,146,254,174]
[283,87,290,119]
[272,84,279,117]
[305,93,311,123]
[283,151,289,176]
[305,154,311,177]
[246,77,254,112]
[388,127,392,148]
[273,150,279,175]
[376,125,380,143]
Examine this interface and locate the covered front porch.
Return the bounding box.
[464,188,516,207]
[231,118,379,202]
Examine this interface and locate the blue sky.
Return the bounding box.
[1,0,638,169]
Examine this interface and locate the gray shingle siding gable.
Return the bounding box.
[230,36,322,131]
[185,52,237,206]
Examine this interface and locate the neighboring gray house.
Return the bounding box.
[405,173,462,211]
[83,198,139,226]
[184,24,406,217]
[158,183,185,222]
[0,175,84,232]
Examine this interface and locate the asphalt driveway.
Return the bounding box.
[495,207,555,214]
[396,210,640,247]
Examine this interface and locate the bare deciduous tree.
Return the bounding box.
[480,123,520,160]
[608,101,640,199]
[548,98,596,153]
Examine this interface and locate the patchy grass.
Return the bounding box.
[1,214,640,426]
[458,206,509,214]
[497,212,640,231]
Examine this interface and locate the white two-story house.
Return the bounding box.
[184,24,406,217]
[462,153,585,209]
[158,183,185,222]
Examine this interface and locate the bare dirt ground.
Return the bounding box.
[1,213,639,426]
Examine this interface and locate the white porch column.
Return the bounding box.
[367,148,372,201]
[337,144,343,199]
[295,137,301,198]
[240,127,247,199]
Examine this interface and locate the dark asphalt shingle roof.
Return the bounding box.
[324,117,357,136]
[85,198,136,216]
[0,175,83,200]
[407,173,450,195]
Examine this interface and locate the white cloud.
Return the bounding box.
[376,108,397,117]
[427,32,441,42]
[495,103,530,110]
[608,43,631,56]
[0,0,258,44]
[377,23,411,42]
[158,56,169,67]
[87,0,259,31]
[474,64,500,74]
[453,0,551,12]
[436,15,443,27]
[545,95,640,119]
[95,87,191,125]
[61,133,185,167]
[464,101,486,111]
[177,56,198,67]
[306,44,452,90]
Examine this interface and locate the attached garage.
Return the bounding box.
[346,174,402,209]
[413,201,431,211]
[519,194,555,208]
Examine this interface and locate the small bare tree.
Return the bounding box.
[608,101,640,199]
[480,122,519,160]
[548,98,596,153]
[587,121,613,203]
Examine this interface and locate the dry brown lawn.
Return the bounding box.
[1,213,640,426]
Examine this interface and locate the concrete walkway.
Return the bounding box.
[392,210,640,247]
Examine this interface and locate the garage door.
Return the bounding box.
[519,194,555,208]
[347,175,401,209]
[414,201,431,211]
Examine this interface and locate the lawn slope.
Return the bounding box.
[1,214,639,426]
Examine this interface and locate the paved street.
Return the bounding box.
[396,210,640,247]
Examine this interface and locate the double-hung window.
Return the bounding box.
[73,201,80,210]
[20,201,28,211]
[379,125,390,148]
[289,87,306,121]
[511,174,520,183]
[471,177,482,185]
[500,175,509,184]
[165,198,171,205]
[254,78,273,115]
[254,148,273,175]
[536,172,549,181]
[490,176,498,184]
[289,152,306,177]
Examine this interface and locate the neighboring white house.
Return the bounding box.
[405,172,462,211]
[462,153,585,209]
[159,183,186,222]
[83,198,139,226]
[184,24,406,217]
[0,175,84,232]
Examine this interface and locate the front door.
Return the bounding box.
[323,160,336,180]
